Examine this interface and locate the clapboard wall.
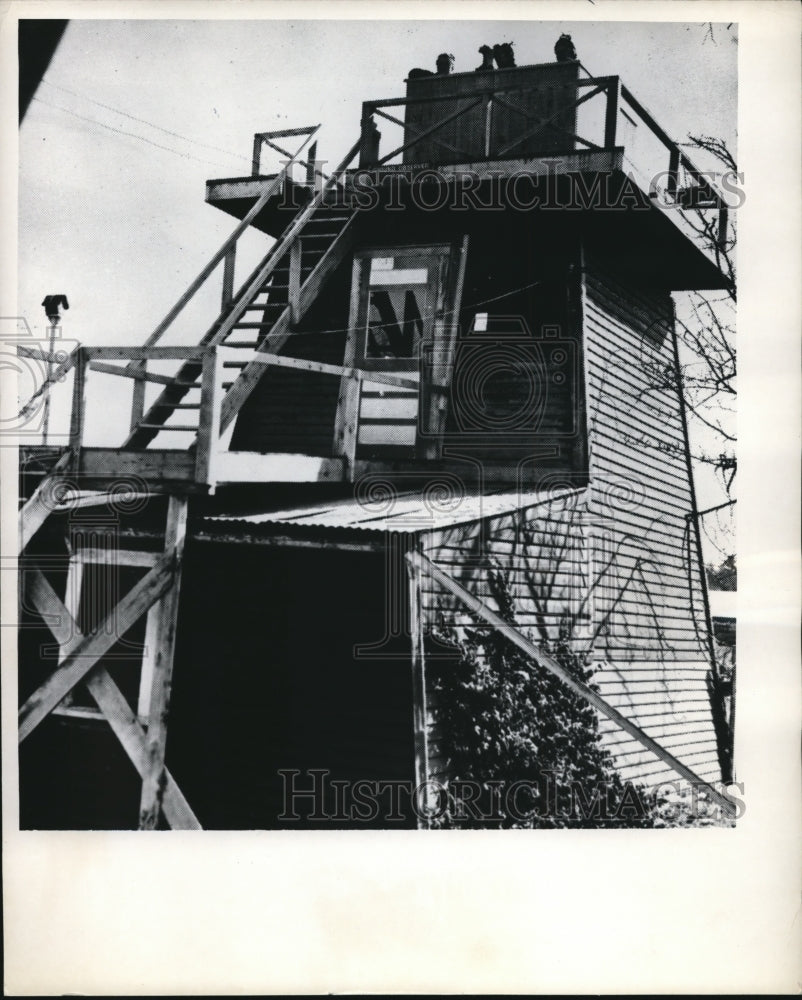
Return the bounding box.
[581,255,720,785]
[418,257,721,791]
[420,489,592,789]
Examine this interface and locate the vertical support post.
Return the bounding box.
[221,245,236,310]
[407,544,430,829]
[305,141,318,187]
[68,348,89,457]
[335,373,361,478]
[422,236,469,461]
[138,494,189,830]
[334,257,364,479]
[129,363,146,433]
[42,319,57,445]
[57,554,85,709]
[717,204,729,251]
[288,238,302,326]
[359,107,380,167]
[667,146,680,198]
[195,347,223,491]
[604,77,620,148]
[251,133,263,176]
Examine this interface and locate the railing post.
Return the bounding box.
[667,146,680,198]
[717,204,729,251]
[251,133,263,176]
[221,245,236,310]
[129,363,146,433]
[69,347,89,456]
[359,107,381,167]
[195,347,223,491]
[604,77,620,148]
[305,141,318,187]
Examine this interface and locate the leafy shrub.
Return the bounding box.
[427,568,733,829]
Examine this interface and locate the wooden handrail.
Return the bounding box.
[139,124,320,353]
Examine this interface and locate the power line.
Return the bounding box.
[31,96,240,170]
[40,77,252,167]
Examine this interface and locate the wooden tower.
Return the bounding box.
[17,54,735,828]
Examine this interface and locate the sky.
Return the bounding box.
[15,16,738,544]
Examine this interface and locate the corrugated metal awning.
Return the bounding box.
[202,486,584,539]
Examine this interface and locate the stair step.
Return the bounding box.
[138,423,198,432]
[154,402,200,409]
[232,322,279,329]
[223,360,248,369]
[222,341,260,349]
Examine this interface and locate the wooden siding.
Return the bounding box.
[581,257,719,784]
[420,490,592,789]
[418,261,721,793]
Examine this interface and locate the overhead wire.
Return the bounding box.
[30,96,241,171]
[39,77,253,167]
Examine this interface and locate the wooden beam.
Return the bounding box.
[91,361,201,387]
[407,546,430,828]
[407,550,737,818]
[195,348,224,489]
[78,448,197,485]
[139,496,189,830]
[241,351,419,391]
[214,451,345,483]
[423,236,469,460]
[87,668,201,829]
[74,548,159,567]
[288,238,302,326]
[86,346,207,361]
[68,348,89,454]
[377,97,483,166]
[129,364,146,433]
[25,569,201,829]
[18,451,73,555]
[497,84,605,158]
[333,257,364,477]
[604,77,620,149]
[19,550,176,742]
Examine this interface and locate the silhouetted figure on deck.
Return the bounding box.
[436,52,455,75]
[476,45,495,72]
[554,34,577,62]
[493,42,516,68]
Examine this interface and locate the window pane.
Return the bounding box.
[365,252,431,359]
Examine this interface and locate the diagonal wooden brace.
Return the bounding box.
[23,569,200,829]
[18,550,176,742]
[407,549,737,819]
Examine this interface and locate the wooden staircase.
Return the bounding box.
[124,200,357,450]
[16,128,363,546]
